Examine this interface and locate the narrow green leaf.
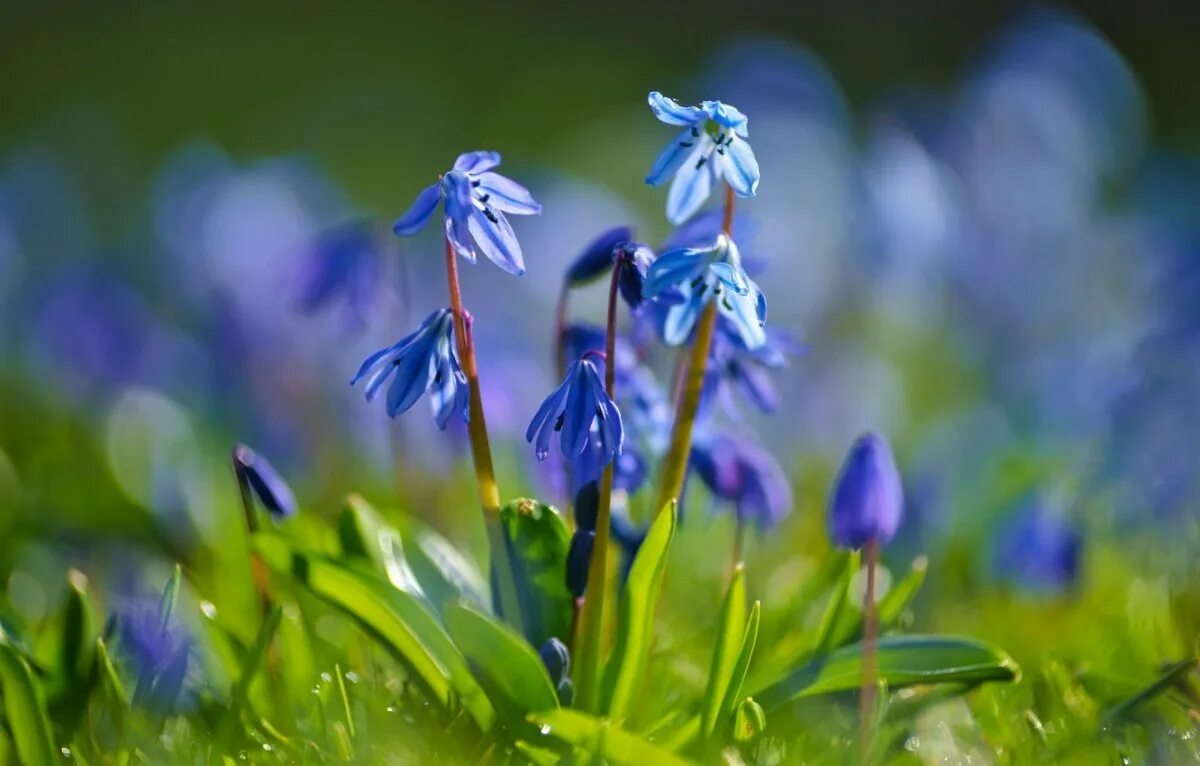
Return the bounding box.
[443,600,558,721]
[157,564,182,632]
[497,498,572,648]
[0,643,57,766]
[219,603,282,744]
[49,570,99,735]
[398,516,491,614]
[602,502,677,721]
[700,564,747,739]
[254,533,496,731]
[529,708,695,766]
[276,600,316,703]
[755,635,1019,711]
[828,555,927,648]
[812,550,858,656]
[718,602,761,731]
[337,494,423,595]
[1102,657,1198,724]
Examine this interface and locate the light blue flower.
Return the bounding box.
[392,151,541,275]
[642,233,766,349]
[526,357,623,468]
[645,92,760,224]
[351,308,469,428]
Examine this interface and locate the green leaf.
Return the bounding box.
[337,494,423,595]
[49,570,99,734]
[718,602,761,735]
[219,604,282,744]
[755,635,1019,711]
[157,564,182,632]
[0,643,57,766]
[1102,657,1198,724]
[700,564,747,739]
[529,708,695,766]
[812,550,858,656]
[497,498,572,648]
[602,502,677,721]
[253,533,495,731]
[442,600,558,722]
[398,516,491,614]
[828,556,927,648]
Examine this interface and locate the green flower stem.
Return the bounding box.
[653,184,735,517]
[443,235,524,634]
[574,255,624,712]
[859,537,880,763]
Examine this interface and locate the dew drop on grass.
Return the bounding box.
[60,747,72,758]
[345,670,359,683]
[539,724,552,735]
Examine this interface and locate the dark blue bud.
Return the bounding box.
[829,433,903,550]
[993,499,1082,592]
[233,444,298,519]
[537,637,571,685]
[574,481,599,531]
[566,530,594,597]
[616,243,654,309]
[555,677,574,706]
[565,226,633,286]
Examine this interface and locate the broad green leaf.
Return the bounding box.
[497,498,572,648]
[398,516,491,614]
[443,600,558,721]
[276,600,316,704]
[253,533,495,731]
[755,635,1019,711]
[49,570,98,735]
[700,565,747,739]
[828,556,927,648]
[602,503,677,721]
[529,708,694,766]
[1102,657,1198,724]
[718,602,761,734]
[0,643,56,766]
[337,494,423,595]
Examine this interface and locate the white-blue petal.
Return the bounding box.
[645,126,702,187]
[642,247,708,297]
[717,288,767,350]
[467,208,525,275]
[392,182,441,236]
[666,145,716,225]
[454,151,501,174]
[475,172,541,215]
[648,91,705,126]
[708,262,750,296]
[445,216,475,263]
[717,135,760,197]
[662,292,707,346]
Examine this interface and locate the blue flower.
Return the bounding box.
[563,227,655,309]
[690,432,792,531]
[115,590,192,712]
[565,529,594,597]
[295,220,380,328]
[700,327,793,417]
[232,443,298,519]
[642,233,766,349]
[537,637,573,703]
[526,357,624,470]
[645,92,760,224]
[829,433,904,550]
[993,498,1082,592]
[351,308,469,428]
[392,151,541,275]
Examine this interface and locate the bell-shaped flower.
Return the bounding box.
[564,226,654,309]
[351,308,469,428]
[232,443,298,519]
[525,356,623,467]
[392,151,541,275]
[645,92,760,224]
[829,432,904,550]
[690,431,792,531]
[642,233,766,349]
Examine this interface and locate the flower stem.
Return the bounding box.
[574,256,623,712]
[442,236,523,633]
[652,185,735,517]
[554,284,569,381]
[859,537,880,763]
[232,450,271,615]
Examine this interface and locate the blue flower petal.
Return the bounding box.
[527,370,573,459]
[454,151,501,174]
[392,182,442,236]
[385,327,440,417]
[666,147,716,225]
[708,262,750,296]
[561,364,599,457]
[717,135,760,197]
[565,226,633,286]
[716,287,767,350]
[467,207,525,275]
[646,127,702,187]
[647,91,705,126]
[476,172,541,215]
[663,291,706,346]
[642,247,708,298]
[702,100,749,136]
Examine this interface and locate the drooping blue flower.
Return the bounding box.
[392,151,541,275]
[642,233,766,349]
[526,357,624,471]
[645,92,760,224]
[232,443,298,519]
[351,308,469,428]
[563,227,655,309]
[537,637,573,703]
[295,220,381,328]
[993,498,1082,592]
[700,327,794,417]
[690,432,792,531]
[829,433,904,550]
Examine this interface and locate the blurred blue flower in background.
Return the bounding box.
[232,443,298,520]
[829,432,904,549]
[993,498,1082,592]
[351,308,468,427]
[564,225,634,287]
[393,151,541,275]
[295,220,382,330]
[115,597,192,712]
[690,430,792,530]
[526,357,623,474]
[645,92,760,223]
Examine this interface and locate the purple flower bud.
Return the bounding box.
[537,637,571,685]
[564,226,633,286]
[573,481,599,531]
[828,433,903,550]
[566,530,594,598]
[233,444,298,519]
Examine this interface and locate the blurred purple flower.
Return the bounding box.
[690,431,792,531]
[295,220,382,329]
[829,432,904,549]
[115,595,192,712]
[993,499,1082,592]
